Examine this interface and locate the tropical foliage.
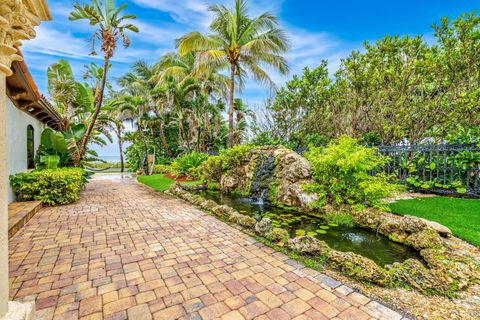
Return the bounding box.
[176,0,289,147]
[304,136,402,210]
[256,13,480,146]
[35,126,86,169]
[69,0,138,162]
[35,0,480,202]
[9,168,88,205]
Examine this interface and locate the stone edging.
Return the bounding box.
[166,183,480,297]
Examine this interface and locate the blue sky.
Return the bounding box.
[21,0,479,157]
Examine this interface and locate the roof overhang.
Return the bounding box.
[6,57,63,131]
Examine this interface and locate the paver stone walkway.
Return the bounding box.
[8,175,408,320]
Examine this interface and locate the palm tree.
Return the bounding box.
[46,60,75,126]
[155,52,229,97]
[119,95,151,171]
[176,0,289,147]
[101,97,129,172]
[69,0,138,163]
[233,98,255,145]
[158,76,199,150]
[118,61,173,157]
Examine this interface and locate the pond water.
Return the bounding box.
[196,190,420,266]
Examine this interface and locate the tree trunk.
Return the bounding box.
[116,126,124,173]
[159,122,171,157]
[228,63,236,148]
[141,125,148,169]
[196,127,201,152]
[76,57,110,164]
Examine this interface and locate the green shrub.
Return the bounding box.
[86,162,123,169]
[325,212,355,227]
[219,144,254,171]
[154,164,172,174]
[199,145,255,182]
[200,155,224,182]
[9,168,88,205]
[304,136,401,210]
[170,152,209,177]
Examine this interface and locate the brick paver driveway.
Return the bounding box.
[8,175,407,320]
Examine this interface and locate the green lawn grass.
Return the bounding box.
[390,197,480,247]
[137,174,202,192]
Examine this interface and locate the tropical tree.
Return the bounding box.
[118,61,174,156]
[46,60,78,129]
[176,0,290,147]
[69,0,138,163]
[233,98,255,145]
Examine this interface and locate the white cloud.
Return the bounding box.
[23,26,96,60]
[131,0,285,30]
[132,0,210,27]
[133,20,186,46]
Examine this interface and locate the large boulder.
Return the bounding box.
[265,228,290,243]
[388,259,439,292]
[288,236,326,254]
[327,251,391,285]
[417,217,452,237]
[255,218,272,235]
[220,175,240,192]
[220,146,317,210]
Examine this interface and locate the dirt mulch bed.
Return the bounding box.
[164,173,193,182]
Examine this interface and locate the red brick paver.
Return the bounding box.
[8,175,407,319]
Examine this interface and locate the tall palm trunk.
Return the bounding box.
[159,122,171,157]
[114,124,125,173]
[228,63,235,148]
[119,137,125,173]
[77,57,110,164]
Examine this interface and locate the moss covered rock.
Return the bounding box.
[238,215,257,228]
[327,251,391,285]
[255,218,272,235]
[200,200,218,211]
[406,228,442,250]
[212,205,237,217]
[288,236,327,254]
[388,259,439,293]
[265,228,289,243]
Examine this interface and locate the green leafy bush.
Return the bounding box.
[200,155,224,182]
[304,136,401,210]
[219,144,254,171]
[199,145,255,182]
[324,212,355,227]
[9,168,88,205]
[170,152,209,177]
[154,164,172,174]
[86,162,123,169]
[35,125,86,169]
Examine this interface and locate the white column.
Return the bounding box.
[0,70,7,318]
[0,1,51,318]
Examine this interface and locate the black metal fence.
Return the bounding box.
[373,143,480,197]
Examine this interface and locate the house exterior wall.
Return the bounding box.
[6,97,45,203]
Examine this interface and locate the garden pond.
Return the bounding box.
[196,190,421,266]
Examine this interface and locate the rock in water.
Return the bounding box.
[255,218,272,235]
[288,236,324,254]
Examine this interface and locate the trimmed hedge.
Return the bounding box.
[9,168,88,205]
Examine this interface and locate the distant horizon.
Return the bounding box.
[96,155,122,163]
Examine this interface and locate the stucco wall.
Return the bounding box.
[6,97,44,203]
